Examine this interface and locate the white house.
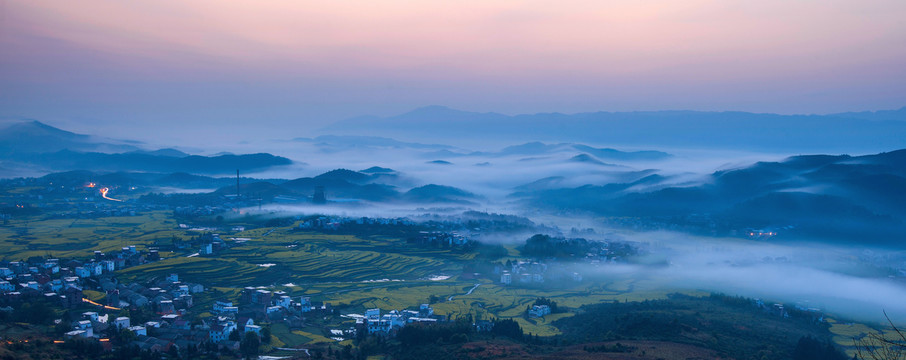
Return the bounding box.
[89,263,103,276]
[213,300,233,313]
[49,279,63,292]
[365,308,381,320]
[209,321,236,343]
[65,329,92,339]
[74,267,91,278]
[0,281,14,292]
[366,310,406,334]
[244,324,262,335]
[71,320,94,337]
[128,326,147,336]
[275,295,292,309]
[113,317,131,329]
[82,312,99,322]
[528,305,551,318]
[299,296,312,312]
[500,272,512,285]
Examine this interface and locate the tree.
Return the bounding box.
[240,332,260,358]
[167,344,179,358]
[260,326,272,344]
[854,313,906,360]
[229,329,240,341]
[793,335,847,360]
[114,328,137,346]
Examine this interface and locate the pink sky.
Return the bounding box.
[1,0,904,142]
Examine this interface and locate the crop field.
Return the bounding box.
[271,323,313,346]
[1,204,882,358]
[117,256,273,286]
[0,211,179,260]
[94,217,718,331]
[827,317,905,356]
[515,312,575,336]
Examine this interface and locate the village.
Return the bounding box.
[0,238,456,357]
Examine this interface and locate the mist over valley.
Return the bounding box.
[3,2,906,357]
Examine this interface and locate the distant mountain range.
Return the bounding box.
[514,149,906,245]
[37,167,483,206]
[322,105,906,153]
[293,135,456,152]
[27,145,906,245]
[0,120,140,154]
[0,120,292,175]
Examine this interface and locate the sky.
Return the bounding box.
[2,0,905,145]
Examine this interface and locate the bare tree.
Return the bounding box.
[854,312,906,360]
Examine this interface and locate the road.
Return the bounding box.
[448,283,481,301]
[99,187,123,202]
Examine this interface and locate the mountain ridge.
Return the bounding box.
[321,106,906,153]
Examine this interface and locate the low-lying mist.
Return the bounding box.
[242,197,906,324]
[613,231,906,324]
[188,136,906,324]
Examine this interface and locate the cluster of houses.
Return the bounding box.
[202,286,335,348]
[0,244,265,354]
[498,261,582,286]
[0,245,159,308]
[417,231,470,247]
[61,273,205,346]
[173,205,232,218]
[527,305,552,318]
[298,216,416,231]
[500,261,547,285]
[212,286,317,322]
[59,272,282,353]
[347,304,442,336]
[66,311,141,340]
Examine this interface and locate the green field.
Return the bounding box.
[0,210,729,329]
[0,211,179,260]
[1,207,887,357]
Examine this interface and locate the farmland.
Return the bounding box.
[0,211,180,260]
[0,201,884,359]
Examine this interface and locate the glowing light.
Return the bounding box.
[82,297,121,310]
[99,188,123,202]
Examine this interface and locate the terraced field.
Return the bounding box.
[117,256,271,286]
[105,220,707,330]
[0,211,180,260]
[4,209,811,344]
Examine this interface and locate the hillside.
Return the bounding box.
[0,120,292,175]
[515,149,906,245]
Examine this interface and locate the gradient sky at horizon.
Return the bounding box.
[2,0,905,145]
